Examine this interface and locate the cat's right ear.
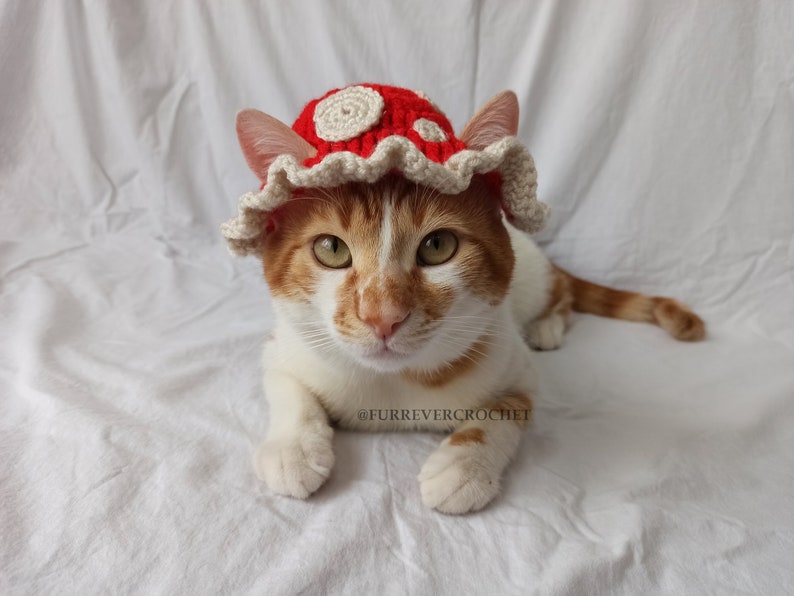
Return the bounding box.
[236,109,317,182]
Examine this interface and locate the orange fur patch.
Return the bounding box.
[448,428,486,446]
[652,298,706,341]
[489,393,533,428]
[543,266,573,321]
[261,238,316,302]
[566,273,652,322]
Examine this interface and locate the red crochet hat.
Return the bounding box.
[222,84,548,256]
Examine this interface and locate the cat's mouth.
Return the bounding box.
[367,344,408,359]
[368,346,406,358]
[333,324,436,371]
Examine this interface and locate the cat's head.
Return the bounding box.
[235,91,522,372]
[256,175,514,371]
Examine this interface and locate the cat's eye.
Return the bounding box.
[313,235,352,269]
[417,230,458,266]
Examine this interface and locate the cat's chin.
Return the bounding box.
[351,346,417,372]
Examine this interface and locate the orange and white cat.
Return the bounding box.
[234,92,705,514]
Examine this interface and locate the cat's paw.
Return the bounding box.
[253,426,334,499]
[526,313,565,351]
[418,443,501,514]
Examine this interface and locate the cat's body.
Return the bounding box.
[252,177,703,514]
[229,87,705,514]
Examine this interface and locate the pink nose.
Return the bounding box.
[361,309,410,340]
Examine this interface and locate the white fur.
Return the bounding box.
[377,197,393,270]
[504,223,555,328]
[505,224,567,350]
[255,222,556,513]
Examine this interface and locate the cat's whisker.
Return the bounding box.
[298,342,333,352]
[296,331,330,339]
[311,186,342,201]
[303,337,336,347]
[301,333,332,342]
[296,335,330,344]
[435,321,512,338]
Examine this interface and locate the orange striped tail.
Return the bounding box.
[556,267,706,342]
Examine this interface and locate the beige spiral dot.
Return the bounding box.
[313,86,385,142]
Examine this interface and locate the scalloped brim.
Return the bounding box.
[221,135,549,256]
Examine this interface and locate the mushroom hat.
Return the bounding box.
[222,84,549,256]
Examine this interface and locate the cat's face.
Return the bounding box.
[262,176,515,372]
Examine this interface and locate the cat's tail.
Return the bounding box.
[555,267,706,341]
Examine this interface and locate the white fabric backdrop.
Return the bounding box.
[2,1,793,593]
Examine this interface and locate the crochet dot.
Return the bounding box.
[313,86,385,142]
[412,118,448,142]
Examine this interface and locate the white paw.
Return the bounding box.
[418,443,501,514]
[526,314,565,350]
[254,426,334,499]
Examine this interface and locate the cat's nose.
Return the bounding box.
[361,309,410,340]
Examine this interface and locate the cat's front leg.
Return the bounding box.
[254,370,334,499]
[418,393,532,514]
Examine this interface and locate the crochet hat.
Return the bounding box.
[222,84,549,256]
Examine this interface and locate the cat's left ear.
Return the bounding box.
[236,109,317,183]
[459,91,519,149]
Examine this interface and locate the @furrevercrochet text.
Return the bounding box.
[357,408,530,422]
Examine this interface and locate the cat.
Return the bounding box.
[231,90,705,514]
